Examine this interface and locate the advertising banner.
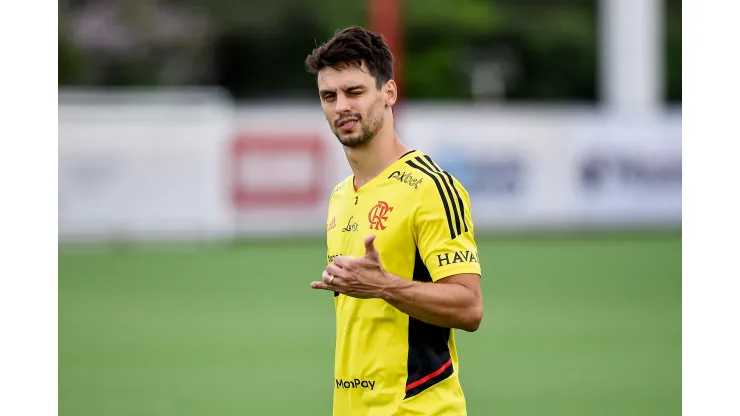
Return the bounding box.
[569,115,682,226]
[58,94,681,242]
[228,105,348,237]
[58,92,235,242]
[400,109,574,230]
[400,108,682,231]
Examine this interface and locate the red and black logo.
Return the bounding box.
[368,201,393,230]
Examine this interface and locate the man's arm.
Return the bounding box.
[381,273,483,332]
[315,235,483,332]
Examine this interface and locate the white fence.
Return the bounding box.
[58,91,681,242]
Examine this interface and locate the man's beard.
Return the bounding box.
[333,112,383,148]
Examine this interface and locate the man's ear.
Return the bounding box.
[384,80,398,108]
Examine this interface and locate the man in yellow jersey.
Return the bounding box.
[306,26,483,416]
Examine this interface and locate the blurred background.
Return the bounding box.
[58,0,681,415]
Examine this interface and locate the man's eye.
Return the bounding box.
[323,95,336,101]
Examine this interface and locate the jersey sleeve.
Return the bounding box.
[413,170,481,282]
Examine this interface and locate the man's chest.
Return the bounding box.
[326,190,415,260]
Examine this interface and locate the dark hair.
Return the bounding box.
[305,26,394,89]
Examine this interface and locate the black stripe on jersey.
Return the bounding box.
[405,248,454,399]
[405,160,457,240]
[398,149,417,159]
[414,156,462,237]
[423,155,469,233]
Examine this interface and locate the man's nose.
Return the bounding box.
[334,94,351,113]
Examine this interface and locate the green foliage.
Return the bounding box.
[59,0,680,103]
[665,0,682,102]
[59,15,87,85]
[403,0,498,32]
[405,46,472,99]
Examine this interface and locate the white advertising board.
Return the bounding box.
[227,104,349,237]
[401,107,681,231]
[568,115,682,227]
[58,93,681,242]
[58,91,235,242]
[400,106,575,230]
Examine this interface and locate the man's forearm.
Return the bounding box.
[380,275,482,332]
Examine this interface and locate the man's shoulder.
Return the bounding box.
[329,175,353,199]
[392,151,469,199]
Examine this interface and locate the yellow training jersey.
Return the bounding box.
[326,150,482,416]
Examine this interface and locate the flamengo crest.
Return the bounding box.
[368,201,393,230]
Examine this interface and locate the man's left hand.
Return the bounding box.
[311,234,397,299]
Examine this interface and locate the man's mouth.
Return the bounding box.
[337,118,358,131]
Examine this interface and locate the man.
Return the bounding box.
[306,26,483,416]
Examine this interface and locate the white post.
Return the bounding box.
[600,0,663,115]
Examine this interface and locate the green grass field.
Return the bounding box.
[59,232,681,416]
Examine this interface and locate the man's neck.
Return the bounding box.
[345,124,410,191]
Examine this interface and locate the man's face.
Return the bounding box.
[317,62,390,148]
